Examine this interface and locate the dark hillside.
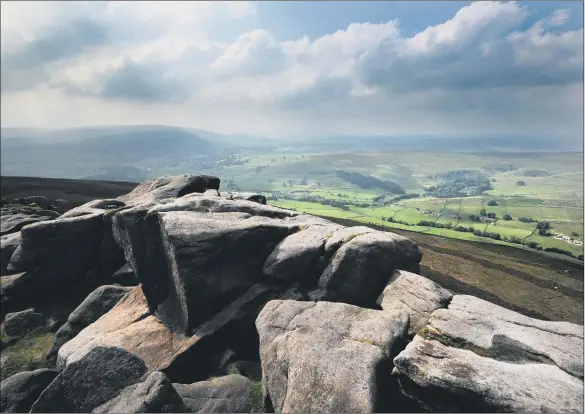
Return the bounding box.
[1,176,138,205]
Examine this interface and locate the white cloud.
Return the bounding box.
[0,1,582,140]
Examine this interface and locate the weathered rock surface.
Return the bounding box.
[393,336,584,413]
[2,308,44,339]
[117,174,220,205]
[262,225,342,284]
[173,374,256,413]
[0,232,20,276]
[256,299,409,413]
[94,371,186,413]
[392,294,584,412]
[0,368,58,413]
[57,287,192,373]
[316,231,422,307]
[31,347,148,413]
[0,212,53,236]
[377,270,453,335]
[49,285,132,359]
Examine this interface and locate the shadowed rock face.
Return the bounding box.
[31,346,148,413]
[94,371,186,413]
[0,368,58,413]
[1,232,21,276]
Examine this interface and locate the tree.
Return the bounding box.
[487,212,496,219]
[536,221,550,230]
[516,180,526,186]
[572,231,579,237]
[480,209,487,217]
[487,200,498,206]
[526,241,539,249]
[503,214,512,220]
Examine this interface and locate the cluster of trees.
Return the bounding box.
[384,217,411,226]
[417,220,454,229]
[388,193,420,203]
[519,217,534,223]
[472,230,501,240]
[335,170,406,194]
[424,170,492,198]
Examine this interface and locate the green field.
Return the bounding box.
[148,149,584,260]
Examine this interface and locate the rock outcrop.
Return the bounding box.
[0,173,581,414]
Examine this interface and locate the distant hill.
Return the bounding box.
[0,125,221,179]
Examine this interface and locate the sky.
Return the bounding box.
[1,1,583,141]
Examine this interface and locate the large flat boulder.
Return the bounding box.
[173,374,256,413]
[31,346,148,413]
[392,294,584,412]
[316,231,422,307]
[49,285,132,359]
[377,270,453,335]
[256,299,409,413]
[0,368,58,413]
[56,287,192,373]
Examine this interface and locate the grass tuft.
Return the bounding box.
[0,328,55,380]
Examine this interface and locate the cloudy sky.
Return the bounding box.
[1,1,583,141]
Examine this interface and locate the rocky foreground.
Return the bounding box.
[0,174,583,413]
